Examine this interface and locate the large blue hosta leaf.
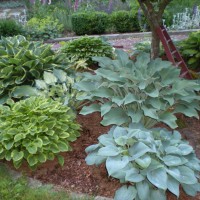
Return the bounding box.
[114,185,137,200]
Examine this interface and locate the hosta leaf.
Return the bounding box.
[4,141,14,150]
[135,155,151,168]
[57,155,65,166]
[85,144,100,153]
[27,155,38,166]
[182,183,200,196]
[35,80,47,89]
[98,134,115,146]
[114,185,137,200]
[127,109,143,123]
[159,112,177,129]
[167,176,180,197]
[147,167,168,190]
[162,155,187,166]
[142,105,158,119]
[12,85,38,98]
[57,141,69,152]
[167,166,197,184]
[92,87,114,98]
[150,190,166,200]
[101,107,129,126]
[80,104,101,115]
[106,155,129,176]
[125,168,144,182]
[38,153,47,163]
[124,93,137,104]
[43,71,57,85]
[26,143,37,154]
[101,102,112,116]
[14,133,25,142]
[165,146,182,155]
[129,142,151,161]
[85,151,106,166]
[53,69,67,82]
[178,144,193,155]
[136,181,150,200]
[11,150,24,162]
[98,145,120,156]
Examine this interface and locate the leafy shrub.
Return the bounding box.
[0,35,64,103]
[179,31,200,70]
[0,19,23,37]
[75,50,200,129]
[60,36,114,66]
[86,125,200,200]
[0,96,80,169]
[110,10,140,33]
[24,16,64,41]
[71,11,109,35]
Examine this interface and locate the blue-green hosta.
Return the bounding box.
[75,50,200,128]
[85,125,200,200]
[0,96,80,169]
[0,35,64,103]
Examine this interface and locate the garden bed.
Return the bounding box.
[6,112,200,200]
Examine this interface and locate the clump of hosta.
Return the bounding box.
[86,125,200,200]
[12,69,84,110]
[0,97,80,169]
[0,35,64,103]
[75,50,200,128]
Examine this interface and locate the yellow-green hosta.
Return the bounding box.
[0,96,80,169]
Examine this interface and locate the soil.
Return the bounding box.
[7,112,200,200]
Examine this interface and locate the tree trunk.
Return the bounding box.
[151,29,160,58]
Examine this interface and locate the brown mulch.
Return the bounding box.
[7,112,200,200]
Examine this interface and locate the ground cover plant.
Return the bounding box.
[0,96,80,169]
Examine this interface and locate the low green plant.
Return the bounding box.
[86,125,200,200]
[24,16,64,41]
[179,31,200,70]
[60,36,114,67]
[0,35,64,103]
[75,50,200,129]
[0,19,23,37]
[0,96,80,169]
[0,1,25,8]
[71,11,109,35]
[110,10,140,33]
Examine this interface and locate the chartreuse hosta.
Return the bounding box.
[75,50,200,199]
[0,96,80,169]
[85,125,200,200]
[75,50,200,129]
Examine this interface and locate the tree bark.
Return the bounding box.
[137,0,171,58]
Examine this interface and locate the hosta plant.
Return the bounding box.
[0,35,64,103]
[86,125,200,200]
[179,31,200,70]
[60,36,114,67]
[75,50,200,129]
[0,96,80,169]
[12,69,84,110]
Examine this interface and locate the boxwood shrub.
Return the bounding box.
[71,11,109,35]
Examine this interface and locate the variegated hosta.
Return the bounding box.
[11,69,84,110]
[86,125,200,200]
[75,50,200,128]
[0,35,64,103]
[0,96,80,169]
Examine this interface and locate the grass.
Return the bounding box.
[0,164,94,200]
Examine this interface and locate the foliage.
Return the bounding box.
[24,16,64,41]
[85,125,200,200]
[0,35,64,103]
[60,36,114,66]
[75,50,200,129]
[0,164,93,200]
[13,69,84,111]
[71,11,109,35]
[179,31,200,70]
[0,19,23,37]
[0,96,80,169]
[110,10,140,33]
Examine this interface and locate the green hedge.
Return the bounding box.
[110,10,140,33]
[71,11,109,35]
